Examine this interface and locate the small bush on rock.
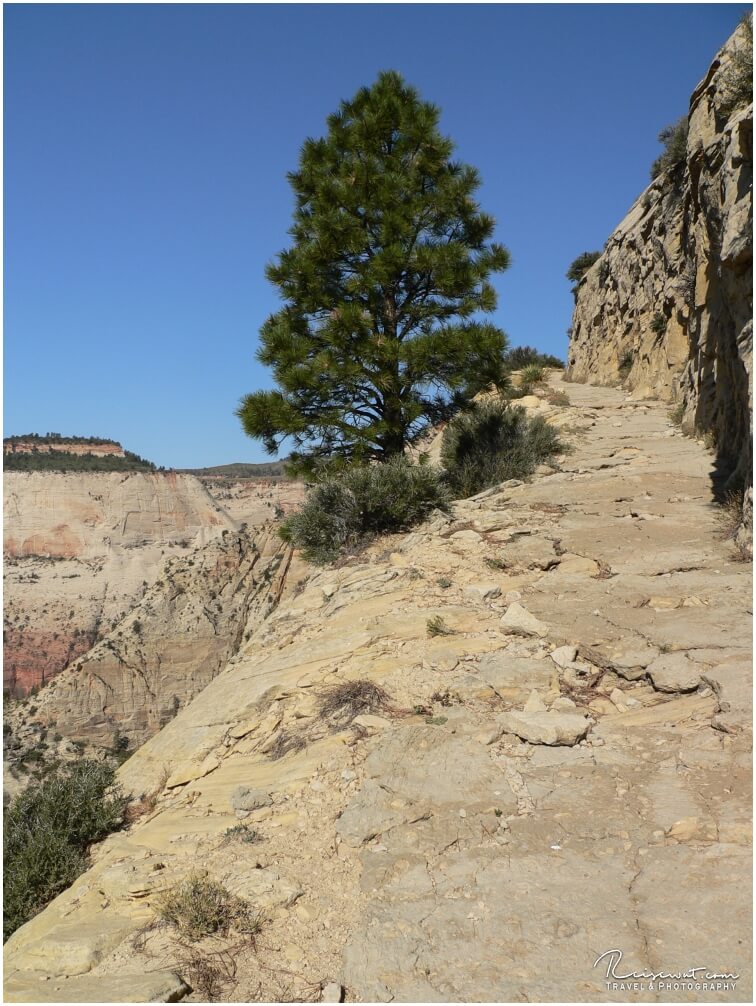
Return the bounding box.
[566,251,602,297]
[318,679,391,727]
[4,761,127,940]
[519,364,546,385]
[720,13,753,119]
[279,457,451,564]
[157,874,262,941]
[440,400,564,498]
[650,117,689,180]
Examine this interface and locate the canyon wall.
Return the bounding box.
[3,472,235,694]
[567,23,752,494]
[29,526,306,749]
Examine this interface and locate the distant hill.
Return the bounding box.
[178,461,290,478]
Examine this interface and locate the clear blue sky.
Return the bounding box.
[4,3,748,468]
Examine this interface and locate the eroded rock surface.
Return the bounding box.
[19,526,305,749]
[3,472,235,694]
[4,376,751,1003]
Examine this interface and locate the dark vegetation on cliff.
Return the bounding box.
[4,761,128,941]
[178,461,289,478]
[4,433,122,447]
[566,251,601,297]
[4,450,158,473]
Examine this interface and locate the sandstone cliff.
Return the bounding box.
[5,376,751,1003]
[3,472,235,694]
[26,526,305,749]
[567,23,752,496]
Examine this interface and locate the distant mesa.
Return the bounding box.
[3,433,157,472]
[178,460,290,478]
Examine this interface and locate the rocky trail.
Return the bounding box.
[4,375,752,1003]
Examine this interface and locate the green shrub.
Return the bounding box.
[504,346,565,370]
[650,312,667,335]
[156,874,262,941]
[720,14,753,119]
[519,364,546,385]
[650,117,689,180]
[566,251,602,296]
[618,350,634,375]
[279,457,451,564]
[440,399,564,498]
[668,402,685,427]
[427,615,455,637]
[4,761,127,940]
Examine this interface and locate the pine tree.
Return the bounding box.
[237,71,510,476]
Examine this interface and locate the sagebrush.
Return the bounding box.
[504,346,565,370]
[720,13,753,119]
[279,456,450,563]
[440,399,564,498]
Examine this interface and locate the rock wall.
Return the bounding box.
[199,476,306,525]
[567,23,753,493]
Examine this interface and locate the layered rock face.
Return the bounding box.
[28,526,305,749]
[199,476,306,525]
[4,440,126,458]
[4,471,231,559]
[5,376,751,1003]
[3,472,235,694]
[567,24,752,494]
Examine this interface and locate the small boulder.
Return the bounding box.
[647,653,702,693]
[464,582,502,601]
[494,710,591,746]
[609,688,629,712]
[550,696,577,712]
[550,644,578,668]
[501,602,549,638]
[523,691,547,713]
[322,983,344,1003]
[231,786,273,813]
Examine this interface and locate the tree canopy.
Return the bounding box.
[237,70,510,476]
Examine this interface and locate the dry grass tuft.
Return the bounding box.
[714,491,750,561]
[266,730,307,761]
[426,615,455,637]
[318,679,391,728]
[156,874,263,942]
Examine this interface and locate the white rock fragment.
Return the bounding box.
[500,602,550,638]
[494,710,591,746]
[550,645,578,668]
[464,582,502,601]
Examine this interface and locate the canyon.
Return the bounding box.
[3,471,306,699]
[3,20,752,1006]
